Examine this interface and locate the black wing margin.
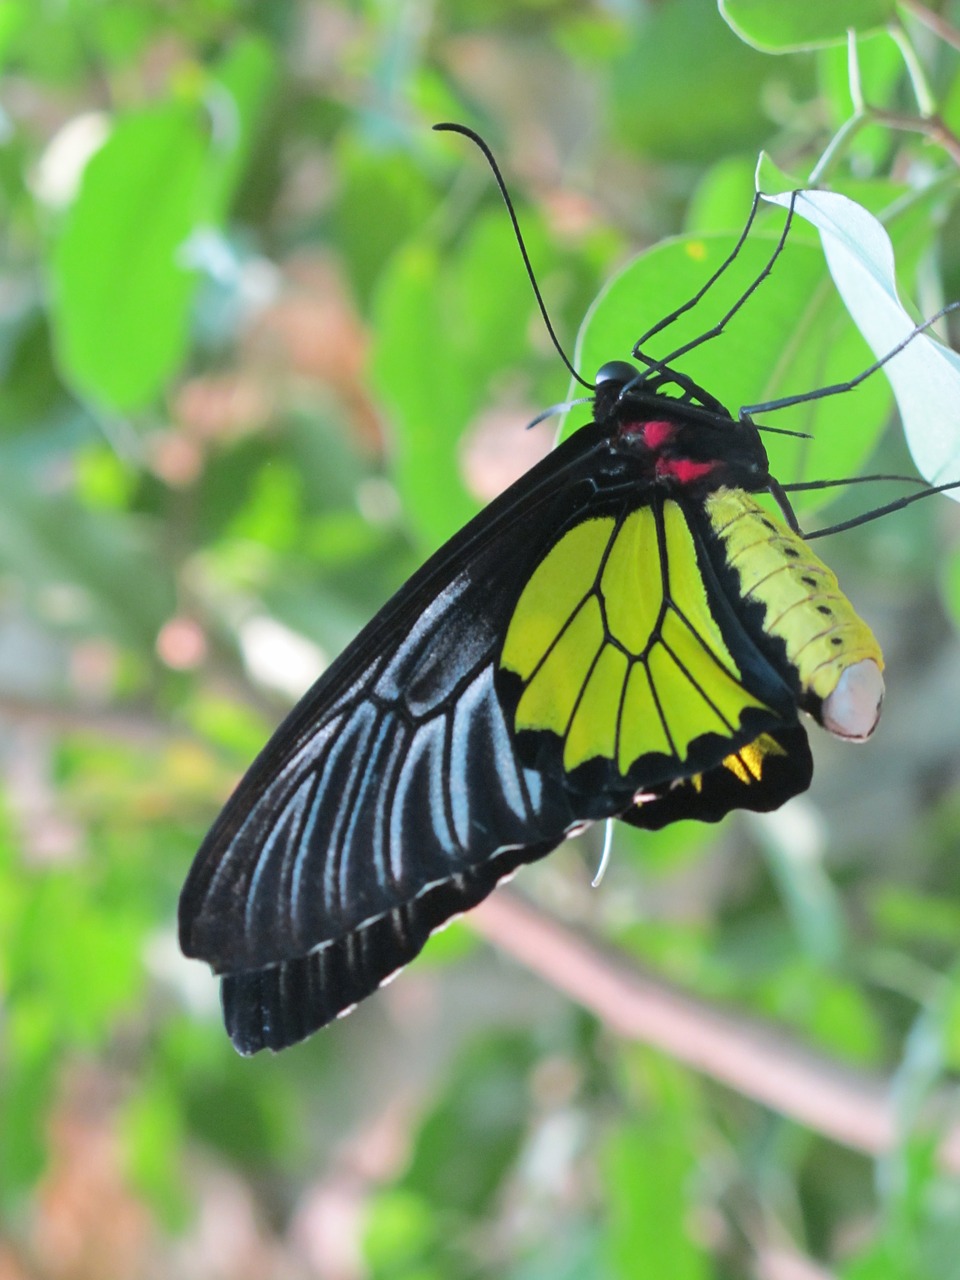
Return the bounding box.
[622,722,813,831]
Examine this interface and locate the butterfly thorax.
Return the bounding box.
[593,364,772,498]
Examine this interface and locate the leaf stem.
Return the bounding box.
[900,0,960,54]
[890,14,937,115]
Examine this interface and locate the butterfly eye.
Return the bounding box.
[595,360,640,388]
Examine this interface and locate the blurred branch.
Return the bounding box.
[755,1246,837,1280]
[470,891,960,1168]
[0,693,176,744]
[901,0,960,53]
[869,108,960,167]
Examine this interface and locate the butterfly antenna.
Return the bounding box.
[434,122,593,390]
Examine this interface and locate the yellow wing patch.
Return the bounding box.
[721,731,787,784]
[500,501,768,775]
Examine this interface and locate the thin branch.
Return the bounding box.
[871,107,960,167]
[809,112,868,186]
[0,693,176,745]
[847,29,865,115]
[755,1246,837,1280]
[900,0,960,53]
[469,891,960,1167]
[890,16,937,115]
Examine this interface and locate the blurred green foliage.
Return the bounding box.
[1,1,960,1277]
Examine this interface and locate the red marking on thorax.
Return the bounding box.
[620,418,678,448]
[620,417,717,485]
[655,457,717,484]
[641,419,676,449]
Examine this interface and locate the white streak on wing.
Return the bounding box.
[289,775,328,923]
[337,711,392,909]
[277,717,344,918]
[287,718,359,921]
[372,577,470,701]
[285,776,322,923]
[483,688,527,821]
[324,702,379,914]
[413,715,457,856]
[243,775,314,937]
[206,715,341,905]
[388,722,445,887]
[314,715,377,915]
[449,669,494,847]
[372,724,407,894]
[522,767,542,810]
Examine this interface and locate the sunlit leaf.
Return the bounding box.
[763,187,960,494]
[721,0,895,51]
[568,227,890,509]
[50,102,209,410]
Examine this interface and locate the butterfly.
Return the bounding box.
[179,129,892,1055]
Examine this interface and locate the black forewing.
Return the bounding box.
[220,845,547,1053]
[181,425,635,1050]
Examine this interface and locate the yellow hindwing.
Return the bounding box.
[501,500,769,775]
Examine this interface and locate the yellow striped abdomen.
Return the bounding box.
[705,489,884,738]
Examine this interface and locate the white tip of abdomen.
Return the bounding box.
[821,659,885,741]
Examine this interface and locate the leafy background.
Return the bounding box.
[2,1,960,1277]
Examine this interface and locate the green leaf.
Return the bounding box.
[602,1063,710,1280]
[334,139,435,309]
[0,1037,56,1200]
[50,102,209,410]
[6,868,144,1048]
[0,0,28,70]
[372,241,476,546]
[363,1189,436,1273]
[0,479,175,647]
[205,35,279,223]
[0,309,78,435]
[400,1033,533,1215]
[720,0,895,52]
[686,156,759,234]
[372,211,544,546]
[568,226,890,509]
[613,0,812,162]
[121,1077,191,1229]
